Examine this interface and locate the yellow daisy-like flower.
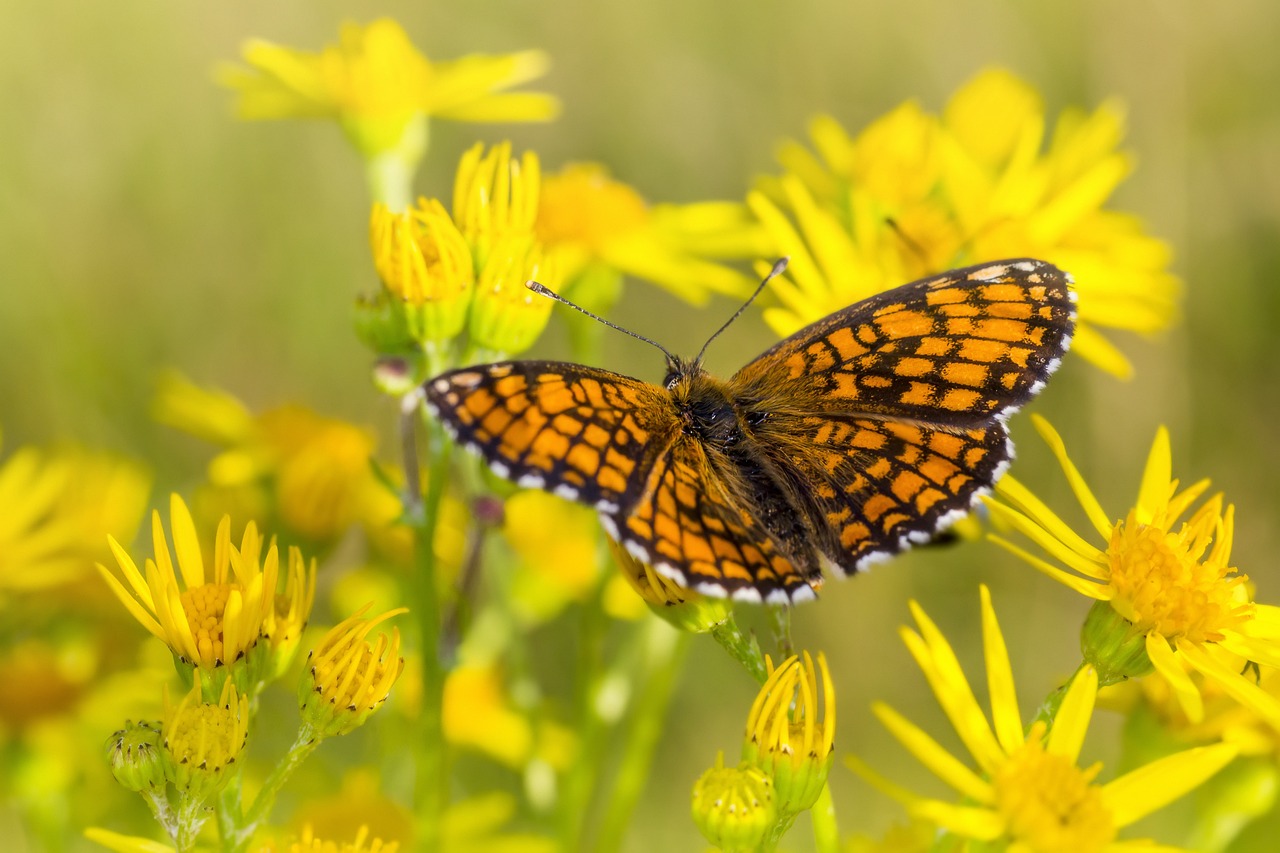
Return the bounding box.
[97,493,316,692]
[760,67,1178,378]
[940,69,1178,378]
[988,415,1280,728]
[536,163,761,305]
[607,537,733,632]
[218,19,558,150]
[0,438,149,592]
[862,586,1237,850]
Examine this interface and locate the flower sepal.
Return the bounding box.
[105,720,169,794]
[1082,598,1155,686]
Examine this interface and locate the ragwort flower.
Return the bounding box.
[299,605,407,739]
[860,587,1236,850]
[988,416,1280,728]
[218,19,558,173]
[536,162,763,306]
[759,67,1178,378]
[742,652,835,814]
[152,372,393,548]
[0,437,149,592]
[97,493,317,694]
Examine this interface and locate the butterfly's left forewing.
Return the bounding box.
[424,362,679,514]
[732,259,1075,427]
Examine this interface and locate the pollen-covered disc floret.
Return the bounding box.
[162,677,249,802]
[992,723,1114,852]
[1106,505,1252,644]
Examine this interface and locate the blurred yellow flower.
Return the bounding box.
[536,163,762,304]
[989,416,1280,728]
[504,490,601,623]
[97,494,316,693]
[0,438,149,592]
[153,372,392,547]
[218,19,558,159]
[441,660,575,771]
[300,605,406,739]
[274,825,399,853]
[860,587,1237,850]
[760,67,1179,378]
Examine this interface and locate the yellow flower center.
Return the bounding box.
[993,738,1114,852]
[179,583,240,666]
[1107,514,1251,642]
[536,163,648,252]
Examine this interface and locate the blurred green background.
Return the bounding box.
[4,1,1280,850]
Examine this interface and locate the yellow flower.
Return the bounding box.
[940,69,1177,378]
[272,825,400,853]
[442,663,532,767]
[152,372,389,546]
[219,19,558,156]
[367,199,474,353]
[504,490,602,623]
[742,651,835,813]
[97,494,316,693]
[746,177,910,338]
[860,587,1237,850]
[0,438,149,592]
[690,752,779,853]
[988,416,1280,728]
[299,605,407,739]
[447,142,562,357]
[759,67,1179,378]
[163,675,249,801]
[536,163,761,304]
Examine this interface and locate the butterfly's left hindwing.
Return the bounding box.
[424,362,679,514]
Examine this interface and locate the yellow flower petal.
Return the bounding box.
[1029,416,1115,541]
[871,702,991,804]
[980,585,1024,754]
[1045,666,1097,764]
[1100,743,1236,828]
[1135,426,1173,524]
[1145,632,1203,722]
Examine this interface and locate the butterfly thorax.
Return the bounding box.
[665,359,748,447]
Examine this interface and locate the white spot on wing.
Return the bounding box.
[788,585,817,604]
[598,514,619,538]
[490,461,510,479]
[553,484,579,501]
[729,586,762,603]
[516,474,546,489]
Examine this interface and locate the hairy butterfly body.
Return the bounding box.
[424,258,1076,604]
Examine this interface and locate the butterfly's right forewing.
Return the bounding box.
[424,361,679,514]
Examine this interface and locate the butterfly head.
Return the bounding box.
[661,354,705,392]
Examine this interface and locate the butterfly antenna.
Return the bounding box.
[694,257,789,364]
[526,280,677,362]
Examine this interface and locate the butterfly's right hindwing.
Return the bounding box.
[424,361,679,514]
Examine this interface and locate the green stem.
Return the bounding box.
[595,623,690,853]
[557,586,613,850]
[809,783,839,853]
[711,614,767,684]
[232,731,321,851]
[1030,661,1086,729]
[410,408,452,849]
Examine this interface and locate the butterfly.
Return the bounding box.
[424,258,1075,604]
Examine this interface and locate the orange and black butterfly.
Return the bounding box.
[424,259,1075,604]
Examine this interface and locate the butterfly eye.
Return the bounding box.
[663,371,681,390]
